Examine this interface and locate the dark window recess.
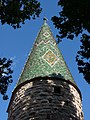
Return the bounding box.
[65,100,69,106]
[48,97,52,103]
[48,99,52,103]
[54,86,61,94]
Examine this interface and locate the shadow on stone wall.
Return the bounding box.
[13,73,82,120]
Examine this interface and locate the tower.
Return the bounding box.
[7,19,84,120]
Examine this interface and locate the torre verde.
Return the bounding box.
[7,19,84,120]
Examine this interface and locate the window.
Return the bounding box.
[48,97,52,103]
[65,100,69,106]
[48,99,52,103]
[54,86,61,94]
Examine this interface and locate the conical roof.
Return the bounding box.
[17,19,75,86]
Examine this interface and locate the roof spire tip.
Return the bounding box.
[43,17,48,24]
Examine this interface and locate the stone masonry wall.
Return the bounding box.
[8,78,84,120]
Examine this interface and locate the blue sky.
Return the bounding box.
[0,0,90,120]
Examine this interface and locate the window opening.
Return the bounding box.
[54,86,61,94]
[65,100,69,106]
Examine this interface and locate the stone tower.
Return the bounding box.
[7,19,84,120]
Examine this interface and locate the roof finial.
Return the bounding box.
[43,17,48,24]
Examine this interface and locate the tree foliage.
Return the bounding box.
[52,0,90,40]
[52,0,90,84]
[76,34,90,84]
[0,0,42,29]
[0,0,42,100]
[0,58,13,100]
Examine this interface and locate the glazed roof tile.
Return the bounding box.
[17,20,75,86]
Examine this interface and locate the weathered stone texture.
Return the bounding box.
[8,79,84,120]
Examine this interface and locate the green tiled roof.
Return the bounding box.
[17,20,75,86]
